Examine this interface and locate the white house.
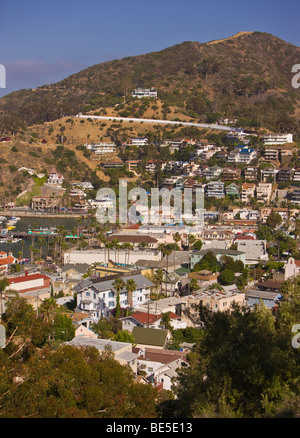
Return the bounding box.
[74,274,153,321]
[228,146,257,164]
[131,137,148,147]
[47,167,64,186]
[132,88,157,99]
[86,142,116,154]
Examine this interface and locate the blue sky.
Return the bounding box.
[0,0,300,97]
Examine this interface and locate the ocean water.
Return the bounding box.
[0,216,90,259]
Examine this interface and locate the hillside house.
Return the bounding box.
[262,133,293,145]
[47,167,64,186]
[256,183,273,203]
[75,274,153,321]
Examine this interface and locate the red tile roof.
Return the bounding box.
[8,273,50,284]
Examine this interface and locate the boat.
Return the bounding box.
[0,216,7,221]
[6,225,16,230]
[27,227,57,235]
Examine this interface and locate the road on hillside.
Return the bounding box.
[76,114,241,133]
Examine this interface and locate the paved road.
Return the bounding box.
[76,114,241,133]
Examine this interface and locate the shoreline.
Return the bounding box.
[0,210,90,219]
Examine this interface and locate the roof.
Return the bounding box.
[123,311,161,325]
[192,248,245,256]
[83,274,153,294]
[122,310,179,326]
[8,273,50,284]
[132,327,169,347]
[64,337,132,353]
[107,234,157,243]
[137,348,187,364]
[62,263,90,274]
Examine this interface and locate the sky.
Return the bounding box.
[0,0,300,97]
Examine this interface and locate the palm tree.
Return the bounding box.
[157,243,166,294]
[126,279,137,309]
[112,277,125,318]
[111,238,120,263]
[164,244,173,296]
[37,236,46,261]
[106,242,114,263]
[153,269,163,312]
[29,245,38,264]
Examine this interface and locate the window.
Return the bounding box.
[148,367,153,372]
[108,301,114,308]
[86,292,90,297]
[93,293,96,299]
[108,291,114,298]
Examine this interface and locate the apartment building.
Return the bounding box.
[205,181,225,198]
[241,183,256,203]
[131,137,148,146]
[290,188,300,205]
[203,165,223,180]
[260,167,278,183]
[256,183,272,203]
[277,167,294,183]
[264,147,279,162]
[222,167,241,181]
[293,169,300,182]
[262,133,293,145]
[86,142,116,154]
[243,167,258,181]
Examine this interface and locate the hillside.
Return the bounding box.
[1,31,300,137]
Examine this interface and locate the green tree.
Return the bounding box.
[218,268,235,285]
[194,251,218,273]
[172,303,300,418]
[53,313,75,341]
[113,330,136,345]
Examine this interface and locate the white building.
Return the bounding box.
[260,167,278,183]
[132,88,157,99]
[86,142,116,154]
[47,167,64,186]
[262,133,293,145]
[202,165,223,180]
[75,274,153,320]
[228,147,257,164]
[131,137,148,147]
[241,183,256,203]
[205,181,225,198]
[236,239,269,264]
